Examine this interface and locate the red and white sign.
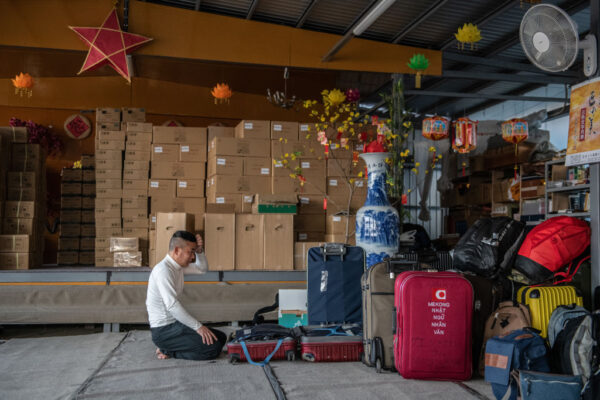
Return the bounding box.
[431,288,447,301]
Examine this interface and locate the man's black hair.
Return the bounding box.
[169,230,196,251]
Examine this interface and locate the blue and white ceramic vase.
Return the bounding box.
[355,152,400,268]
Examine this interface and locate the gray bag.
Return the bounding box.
[547,304,589,348]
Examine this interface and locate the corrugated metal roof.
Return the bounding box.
[252,0,312,26]
[301,0,374,35]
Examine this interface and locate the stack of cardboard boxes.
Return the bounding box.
[0,127,46,269]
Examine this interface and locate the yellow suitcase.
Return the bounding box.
[517,285,583,338]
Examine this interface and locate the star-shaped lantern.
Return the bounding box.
[69,9,152,82]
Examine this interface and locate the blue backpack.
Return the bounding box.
[485,329,550,400]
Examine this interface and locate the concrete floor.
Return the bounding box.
[0,326,495,400]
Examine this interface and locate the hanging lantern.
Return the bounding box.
[422,116,450,141]
[454,23,482,50]
[502,118,529,179]
[211,83,233,104]
[452,117,477,154]
[12,73,34,97]
[407,54,429,88]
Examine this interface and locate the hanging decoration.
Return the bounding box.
[69,8,153,82]
[406,54,429,88]
[12,73,34,97]
[64,114,92,140]
[345,88,361,103]
[211,83,233,104]
[267,67,297,109]
[502,118,529,179]
[454,23,482,50]
[9,117,63,156]
[452,117,477,176]
[422,116,450,141]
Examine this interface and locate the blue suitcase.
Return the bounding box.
[307,243,365,325]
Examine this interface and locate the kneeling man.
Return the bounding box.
[146,231,226,360]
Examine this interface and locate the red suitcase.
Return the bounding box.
[301,336,364,362]
[227,338,297,364]
[394,271,473,380]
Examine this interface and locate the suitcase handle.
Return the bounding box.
[392,307,397,334]
[321,243,347,261]
[239,338,284,367]
[387,258,418,275]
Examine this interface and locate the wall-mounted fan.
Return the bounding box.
[520,3,597,77]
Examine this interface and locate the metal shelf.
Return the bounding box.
[546,184,590,193]
[547,212,591,218]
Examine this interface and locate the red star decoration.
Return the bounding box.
[69,9,152,82]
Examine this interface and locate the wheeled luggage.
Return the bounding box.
[227,323,297,365]
[307,243,365,325]
[517,285,583,338]
[393,270,473,380]
[362,257,418,372]
[301,335,363,362]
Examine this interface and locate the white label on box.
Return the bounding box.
[244,195,253,203]
[274,124,282,131]
[217,158,226,166]
[300,197,309,204]
[261,168,270,175]
[181,145,190,153]
[152,216,156,223]
[178,181,187,188]
[298,233,308,240]
[150,181,159,188]
[216,197,225,204]
[329,179,338,186]
[244,122,253,129]
[274,161,283,168]
[300,124,309,132]
[301,162,310,169]
[154,146,163,153]
[333,216,342,222]
[355,181,364,187]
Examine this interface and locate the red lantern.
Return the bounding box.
[452,117,477,154]
[422,116,449,141]
[501,118,528,144]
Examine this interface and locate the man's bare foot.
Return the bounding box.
[155,348,170,360]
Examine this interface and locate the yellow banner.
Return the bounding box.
[567,76,600,166]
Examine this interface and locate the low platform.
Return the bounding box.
[0,331,495,400]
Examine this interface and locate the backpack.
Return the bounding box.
[453,217,525,278]
[547,304,589,348]
[485,329,550,400]
[515,216,590,284]
[479,301,532,376]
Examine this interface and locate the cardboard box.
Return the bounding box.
[121,169,147,180]
[270,121,298,140]
[60,182,81,196]
[123,217,149,229]
[151,198,205,230]
[151,144,179,162]
[179,144,207,162]
[61,210,81,224]
[298,195,326,214]
[122,208,148,219]
[122,228,149,240]
[208,126,234,142]
[61,196,82,210]
[7,188,39,202]
[207,175,270,194]
[150,161,206,180]
[4,201,38,219]
[7,172,38,188]
[81,210,95,223]
[0,235,32,252]
[60,223,80,237]
[82,197,95,209]
[123,160,149,171]
[2,218,39,235]
[12,143,44,164]
[206,194,243,212]
[235,214,263,270]
[271,158,300,177]
[251,194,297,214]
[326,214,356,235]
[298,159,326,178]
[295,214,325,232]
[125,140,152,152]
[295,232,325,242]
[79,237,94,251]
[123,179,148,191]
[96,130,125,142]
[271,176,326,195]
[208,137,270,158]
[271,140,321,159]
[325,233,356,245]
[81,154,95,168]
[124,149,151,161]
[95,158,123,171]
[95,108,120,122]
[114,251,142,267]
[207,155,243,177]
[96,226,123,237]
[241,194,254,213]
[125,131,152,145]
[121,107,146,122]
[96,122,120,131]
[95,217,121,228]
[110,237,139,252]
[235,120,270,139]
[95,149,123,161]
[82,169,95,182]
[79,251,94,265]
[327,158,366,177]
[96,179,121,190]
[328,142,354,159]
[121,189,148,199]
[95,139,125,151]
[177,179,205,198]
[484,143,535,170]
[298,123,316,141]
[521,178,545,199]
[95,255,114,267]
[61,168,83,182]
[152,127,207,144]
[80,224,95,237]
[96,198,121,211]
[327,177,366,198]
[0,252,39,269]
[56,251,78,265]
[294,242,324,270]
[82,183,96,196]
[149,179,176,197]
[126,122,152,133]
[58,237,79,251]
[325,195,364,215]
[243,157,271,176]
[122,197,148,209]
[205,213,235,271]
[155,213,194,261]
[263,214,294,270]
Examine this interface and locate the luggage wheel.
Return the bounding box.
[229,354,240,364]
[285,350,296,361]
[375,358,382,373]
[301,353,315,362]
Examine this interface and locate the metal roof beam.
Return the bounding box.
[404,89,567,103]
[391,0,449,44]
[247,0,259,19]
[441,69,577,85]
[296,0,319,28]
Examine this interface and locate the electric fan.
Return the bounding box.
[520,3,597,76]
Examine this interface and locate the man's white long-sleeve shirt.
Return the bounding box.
[146,253,208,330]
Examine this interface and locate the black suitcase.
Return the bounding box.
[307,243,365,325]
